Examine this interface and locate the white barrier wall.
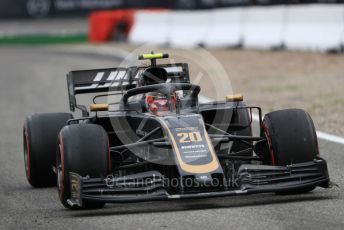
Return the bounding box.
[129,11,170,44]
[205,8,244,47]
[242,6,286,49]
[128,5,344,52]
[168,11,211,47]
[284,5,344,52]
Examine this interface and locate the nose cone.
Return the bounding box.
[195,174,213,186]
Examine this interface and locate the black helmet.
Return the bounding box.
[139,67,167,86]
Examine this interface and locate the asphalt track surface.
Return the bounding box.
[0,46,343,230]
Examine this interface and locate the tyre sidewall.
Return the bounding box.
[263,109,318,166]
[58,124,109,209]
[24,113,72,187]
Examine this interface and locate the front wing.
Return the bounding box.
[67,158,330,207]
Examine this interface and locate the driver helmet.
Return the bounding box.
[146,92,177,114]
[139,67,167,86]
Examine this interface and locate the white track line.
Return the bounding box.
[199,95,344,145]
[315,132,344,145]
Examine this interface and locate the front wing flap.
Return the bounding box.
[67,158,330,207]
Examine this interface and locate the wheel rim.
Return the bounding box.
[24,147,28,172]
[23,130,31,180]
[57,143,64,198]
[262,121,276,166]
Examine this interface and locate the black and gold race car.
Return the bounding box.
[23,53,330,209]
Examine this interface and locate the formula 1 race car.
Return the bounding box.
[23,53,330,209]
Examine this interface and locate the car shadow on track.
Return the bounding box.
[68,190,336,217]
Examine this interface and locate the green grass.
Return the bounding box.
[261,84,300,93]
[334,98,344,105]
[0,34,87,45]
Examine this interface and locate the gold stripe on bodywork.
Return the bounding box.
[90,103,109,112]
[225,94,243,102]
[159,118,220,174]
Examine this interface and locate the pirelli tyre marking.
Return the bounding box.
[69,172,83,207]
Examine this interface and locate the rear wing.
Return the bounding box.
[67,63,190,111]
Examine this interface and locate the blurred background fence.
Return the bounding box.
[1,0,343,18]
[1,1,343,53]
[90,4,344,53]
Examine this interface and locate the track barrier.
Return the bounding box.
[89,4,344,52]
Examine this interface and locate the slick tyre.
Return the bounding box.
[262,109,318,194]
[23,113,73,187]
[57,124,110,209]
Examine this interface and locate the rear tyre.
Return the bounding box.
[23,113,73,187]
[262,109,318,194]
[57,124,109,209]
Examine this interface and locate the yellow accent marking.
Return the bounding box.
[90,103,109,112]
[225,94,243,102]
[141,53,164,59]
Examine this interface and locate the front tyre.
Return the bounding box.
[262,109,319,194]
[57,124,110,209]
